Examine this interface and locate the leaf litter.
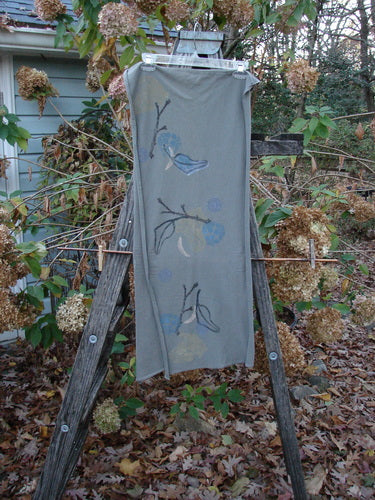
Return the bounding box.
[0,263,374,498]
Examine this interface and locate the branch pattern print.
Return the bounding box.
[154,198,225,255]
[148,99,209,175]
[160,282,220,336]
[149,99,171,159]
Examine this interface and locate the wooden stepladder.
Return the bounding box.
[34,32,307,500]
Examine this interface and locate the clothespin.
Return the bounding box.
[98,244,104,272]
[309,239,316,269]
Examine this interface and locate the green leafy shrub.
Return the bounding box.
[0,105,31,151]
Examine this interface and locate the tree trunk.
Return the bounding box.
[358,0,375,112]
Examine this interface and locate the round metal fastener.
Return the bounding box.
[269,352,278,361]
[119,238,128,248]
[128,220,132,224]
[89,335,97,344]
[61,424,69,433]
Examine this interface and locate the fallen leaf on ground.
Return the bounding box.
[305,463,327,495]
[116,458,141,476]
[169,445,188,462]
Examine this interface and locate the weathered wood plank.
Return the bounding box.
[251,133,304,156]
[249,198,307,500]
[34,182,134,500]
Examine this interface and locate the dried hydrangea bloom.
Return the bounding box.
[164,0,190,23]
[135,0,164,15]
[271,261,321,303]
[0,223,14,256]
[0,13,13,32]
[276,206,331,258]
[0,259,28,288]
[85,57,113,93]
[34,0,66,22]
[93,398,121,434]
[306,307,343,344]
[319,266,339,292]
[213,0,254,28]
[15,65,59,115]
[286,59,319,94]
[0,289,36,333]
[255,322,305,377]
[108,74,127,99]
[56,293,89,335]
[16,66,48,99]
[351,294,375,327]
[0,157,10,179]
[230,0,255,28]
[346,193,375,222]
[0,207,11,222]
[98,2,139,40]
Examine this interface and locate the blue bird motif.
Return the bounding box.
[163,144,209,175]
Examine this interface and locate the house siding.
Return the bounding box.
[14,55,99,202]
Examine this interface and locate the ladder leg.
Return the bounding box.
[249,200,307,500]
[34,182,135,500]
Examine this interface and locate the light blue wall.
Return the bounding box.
[14,55,100,202]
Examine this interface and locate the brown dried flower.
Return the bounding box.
[286,59,319,94]
[164,0,190,23]
[93,398,121,434]
[319,266,339,292]
[0,207,11,222]
[0,224,14,256]
[15,66,59,115]
[255,322,306,377]
[0,259,27,288]
[0,220,35,335]
[346,193,375,222]
[85,57,113,93]
[0,14,13,32]
[108,74,127,99]
[98,2,139,40]
[34,0,66,22]
[0,158,10,179]
[306,307,343,344]
[351,294,375,327]
[135,0,164,15]
[0,288,36,333]
[231,0,255,28]
[276,206,331,258]
[271,261,321,303]
[56,293,89,335]
[213,0,254,28]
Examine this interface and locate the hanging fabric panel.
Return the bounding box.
[125,62,259,381]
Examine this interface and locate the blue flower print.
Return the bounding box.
[158,268,172,283]
[207,198,222,212]
[157,132,181,155]
[202,222,225,245]
[160,313,180,335]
